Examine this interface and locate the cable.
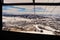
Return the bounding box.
[45,0,55,14]
[37,0,58,32]
[50,6,59,30]
[46,0,58,31]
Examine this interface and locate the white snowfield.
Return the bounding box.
[3,16,58,35]
[14,31,55,35]
[33,24,56,32]
[2,16,32,22]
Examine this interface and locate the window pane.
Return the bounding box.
[2,5,60,35]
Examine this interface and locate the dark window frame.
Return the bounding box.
[2,0,60,5]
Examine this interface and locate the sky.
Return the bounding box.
[4,0,32,3]
[2,5,60,15]
[35,0,60,3]
[4,0,60,3]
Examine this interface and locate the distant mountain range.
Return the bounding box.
[2,13,49,19]
[2,13,60,19]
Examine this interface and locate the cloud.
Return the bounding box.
[2,6,13,10]
[3,6,47,12]
[2,6,60,15]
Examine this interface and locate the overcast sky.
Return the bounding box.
[35,0,60,3]
[4,0,32,3]
[4,0,60,3]
[2,5,60,15]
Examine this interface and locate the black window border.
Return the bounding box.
[2,3,60,6]
[2,0,60,5]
